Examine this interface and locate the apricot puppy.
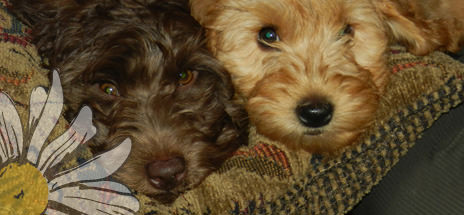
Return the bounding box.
[191,0,464,153]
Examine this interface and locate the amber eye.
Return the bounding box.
[100,83,119,96]
[178,70,195,86]
[258,27,280,43]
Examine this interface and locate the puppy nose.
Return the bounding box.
[296,99,333,128]
[146,157,186,191]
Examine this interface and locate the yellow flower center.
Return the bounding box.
[0,163,49,214]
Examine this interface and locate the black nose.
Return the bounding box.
[296,99,333,128]
[146,157,186,191]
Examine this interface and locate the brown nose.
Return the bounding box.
[146,157,186,191]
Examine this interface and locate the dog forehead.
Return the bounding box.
[236,1,345,19]
[212,0,352,41]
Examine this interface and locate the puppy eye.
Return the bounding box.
[178,70,196,86]
[258,27,280,44]
[100,83,119,96]
[339,24,353,37]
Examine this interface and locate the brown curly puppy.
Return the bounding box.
[191,0,464,154]
[11,0,248,204]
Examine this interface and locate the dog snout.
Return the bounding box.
[296,99,333,128]
[146,157,186,191]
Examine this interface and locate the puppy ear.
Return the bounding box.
[216,79,249,149]
[11,0,73,26]
[214,101,249,154]
[189,0,217,26]
[374,1,460,55]
[212,66,249,150]
[11,0,79,59]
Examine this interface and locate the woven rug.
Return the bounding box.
[1,1,463,214]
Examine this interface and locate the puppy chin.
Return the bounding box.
[303,129,323,136]
[146,191,181,205]
[261,126,362,154]
[113,171,185,204]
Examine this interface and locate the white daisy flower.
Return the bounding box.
[0,70,140,214]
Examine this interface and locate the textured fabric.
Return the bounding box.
[1,1,464,214]
[351,53,464,215]
[137,48,464,215]
[351,103,464,215]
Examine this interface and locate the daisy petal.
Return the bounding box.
[48,186,139,214]
[49,138,131,189]
[81,181,133,195]
[27,70,63,165]
[38,106,96,173]
[0,93,23,162]
[28,87,47,133]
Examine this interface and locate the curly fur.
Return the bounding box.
[190,0,464,154]
[11,0,248,204]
